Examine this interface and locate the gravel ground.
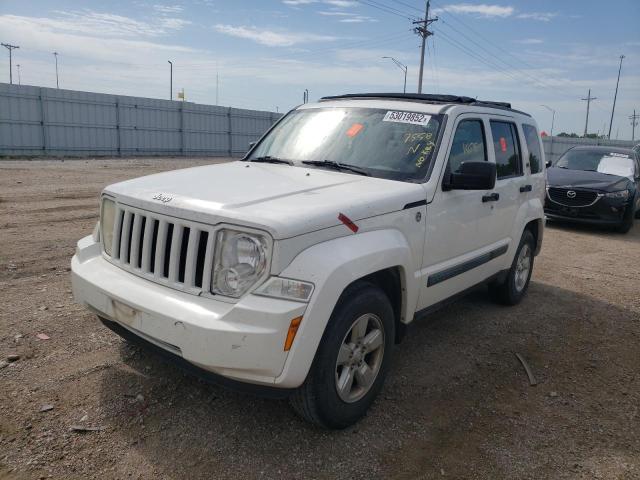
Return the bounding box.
[1,158,639,480]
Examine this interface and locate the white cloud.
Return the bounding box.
[8,9,192,39]
[437,3,514,18]
[515,38,544,45]
[153,4,184,14]
[283,0,357,6]
[213,24,338,47]
[318,10,376,22]
[516,12,557,22]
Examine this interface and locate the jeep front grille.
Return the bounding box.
[547,187,600,207]
[107,205,215,293]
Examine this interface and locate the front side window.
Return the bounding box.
[249,107,443,181]
[556,150,635,178]
[447,119,487,174]
[490,121,522,179]
[522,124,543,174]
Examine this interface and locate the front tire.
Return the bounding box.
[489,230,535,305]
[289,281,394,429]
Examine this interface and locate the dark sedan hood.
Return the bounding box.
[547,167,631,192]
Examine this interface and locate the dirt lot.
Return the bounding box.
[1,158,639,480]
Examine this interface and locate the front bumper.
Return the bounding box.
[544,195,631,226]
[71,235,307,387]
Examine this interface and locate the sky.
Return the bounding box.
[1,0,639,140]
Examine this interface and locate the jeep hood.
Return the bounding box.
[105,162,426,239]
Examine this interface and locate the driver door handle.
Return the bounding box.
[520,184,532,193]
[482,192,500,203]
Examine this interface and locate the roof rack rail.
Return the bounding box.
[318,93,530,115]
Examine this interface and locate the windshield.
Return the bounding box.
[555,149,635,178]
[248,107,444,181]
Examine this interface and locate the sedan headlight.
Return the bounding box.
[100,198,116,256]
[604,190,629,200]
[211,229,269,298]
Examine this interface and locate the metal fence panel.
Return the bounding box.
[542,136,637,163]
[0,83,282,157]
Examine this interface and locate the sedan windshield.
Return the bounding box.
[248,107,443,181]
[556,150,635,178]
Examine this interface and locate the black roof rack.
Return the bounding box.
[319,93,530,116]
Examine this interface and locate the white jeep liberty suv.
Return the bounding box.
[72,93,546,428]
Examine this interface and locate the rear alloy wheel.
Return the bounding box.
[289,282,394,429]
[490,230,535,305]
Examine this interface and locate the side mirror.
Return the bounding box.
[443,162,496,191]
[545,159,552,168]
[248,141,257,150]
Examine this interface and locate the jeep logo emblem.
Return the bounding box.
[566,190,576,198]
[153,193,173,203]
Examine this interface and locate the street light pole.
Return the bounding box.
[17,64,21,85]
[541,104,556,161]
[168,60,173,100]
[608,54,625,139]
[53,52,59,88]
[382,56,408,93]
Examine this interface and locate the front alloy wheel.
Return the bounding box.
[335,314,385,403]
[290,281,394,429]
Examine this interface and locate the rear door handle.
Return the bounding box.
[482,192,500,203]
[520,184,532,193]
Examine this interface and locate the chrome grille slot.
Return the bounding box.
[547,187,599,207]
[106,205,216,294]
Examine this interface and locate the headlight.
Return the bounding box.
[255,277,314,302]
[100,198,116,256]
[211,229,269,298]
[604,190,629,200]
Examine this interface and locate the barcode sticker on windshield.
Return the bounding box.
[383,111,431,125]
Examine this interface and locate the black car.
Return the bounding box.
[545,146,640,233]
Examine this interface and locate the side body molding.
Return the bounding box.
[274,229,416,387]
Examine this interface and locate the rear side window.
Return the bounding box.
[522,124,543,174]
[490,121,522,179]
[447,119,487,173]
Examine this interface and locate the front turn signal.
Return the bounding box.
[284,316,303,351]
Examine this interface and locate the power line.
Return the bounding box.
[355,0,416,19]
[1,43,20,84]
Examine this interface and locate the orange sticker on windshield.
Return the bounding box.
[346,123,364,137]
[499,137,507,152]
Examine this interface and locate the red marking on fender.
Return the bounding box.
[338,213,359,233]
[500,137,507,152]
[346,123,364,138]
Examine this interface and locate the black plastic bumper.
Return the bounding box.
[544,197,631,226]
[99,317,295,399]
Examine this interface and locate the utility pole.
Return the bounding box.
[1,43,19,84]
[53,52,59,88]
[167,60,173,100]
[608,54,625,139]
[16,64,21,85]
[382,56,407,93]
[630,110,639,142]
[581,89,597,137]
[413,0,437,94]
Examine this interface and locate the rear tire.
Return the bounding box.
[289,281,394,429]
[489,230,535,306]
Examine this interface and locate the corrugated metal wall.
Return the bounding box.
[542,136,637,163]
[0,83,282,157]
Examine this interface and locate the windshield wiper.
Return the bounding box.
[249,156,293,165]
[301,160,370,176]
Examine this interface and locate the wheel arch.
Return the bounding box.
[274,229,417,388]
